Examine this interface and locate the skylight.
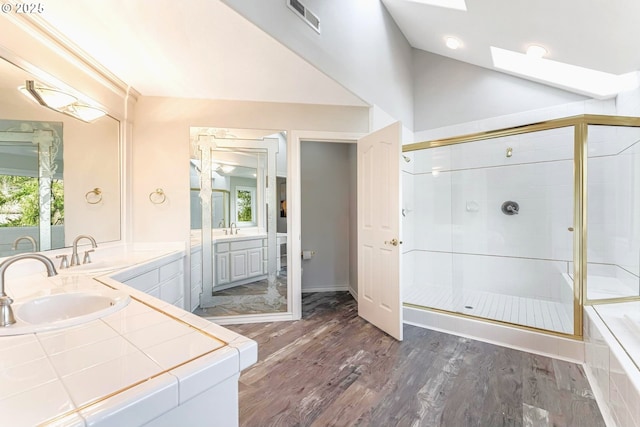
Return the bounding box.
[490,47,639,99]
[407,0,467,11]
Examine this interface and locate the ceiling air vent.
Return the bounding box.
[287,0,320,33]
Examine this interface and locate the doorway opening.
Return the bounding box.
[299,140,358,304]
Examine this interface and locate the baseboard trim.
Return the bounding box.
[302,285,350,293]
[349,287,358,300]
[202,312,295,325]
[403,306,585,364]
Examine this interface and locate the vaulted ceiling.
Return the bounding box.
[34,0,640,105]
[37,0,366,107]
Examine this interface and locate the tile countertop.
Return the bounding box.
[0,244,257,427]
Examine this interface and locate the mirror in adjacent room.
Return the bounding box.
[0,56,121,256]
[189,128,288,319]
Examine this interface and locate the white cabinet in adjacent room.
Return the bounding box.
[213,235,267,291]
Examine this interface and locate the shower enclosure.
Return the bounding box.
[402,115,640,338]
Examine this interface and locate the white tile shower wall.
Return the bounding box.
[402,168,415,253]
[449,127,574,171]
[410,250,570,302]
[412,145,452,175]
[412,173,453,253]
[450,161,573,261]
[402,250,415,291]
[588,139,640,291]
[453,254,569,301]
[412,251,453,289]
[588,126,640,157]
[583,264,639,299]
[616,85,640,117]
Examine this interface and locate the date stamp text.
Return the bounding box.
[1,3,44,13]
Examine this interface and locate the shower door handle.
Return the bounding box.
[385,238,402,246]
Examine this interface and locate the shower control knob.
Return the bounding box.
[501,201,519,215]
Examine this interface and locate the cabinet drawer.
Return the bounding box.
[230,239,262,251]
[124,269,160,292]
[160,275,184,304]
[160,259,183,281]
[216,243,230,253]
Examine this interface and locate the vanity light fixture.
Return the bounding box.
[19,80,107,123]
[445,36,462,50]
[19,81,77,109]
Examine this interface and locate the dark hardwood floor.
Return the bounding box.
[227,292,605,427]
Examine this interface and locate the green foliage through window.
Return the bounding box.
[237,189,253,222]
[0,175,64,227]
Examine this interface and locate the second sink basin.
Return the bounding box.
[0,289,131,336]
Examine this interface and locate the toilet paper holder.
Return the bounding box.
[301,250,316,259]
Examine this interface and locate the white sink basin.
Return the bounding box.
[0,290,130,336]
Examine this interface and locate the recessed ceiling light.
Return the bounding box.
[526,45,547,58]
[409,0,467,11]
[490,46,640,99]
[445,37,462,50]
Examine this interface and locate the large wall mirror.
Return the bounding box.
[0,56,121,256]
[189,128,288,320]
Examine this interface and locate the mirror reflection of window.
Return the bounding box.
[235,186,256,225]
[0,121,64,255]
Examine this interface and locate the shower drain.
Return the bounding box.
[464,305,474,309]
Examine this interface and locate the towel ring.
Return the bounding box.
[149,188,166,204]
[85,188,102,204]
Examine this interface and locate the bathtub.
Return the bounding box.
[584,301,640,427]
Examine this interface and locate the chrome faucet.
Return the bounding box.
[11,236,37,252]
[70,235,98,267]
[0,253,57,327]
[229,222,237,235]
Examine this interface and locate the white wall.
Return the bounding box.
[412,50,588,132]
[222,0,414,128]
[300,141,354,292]
[348,144,357,296]
[132,96,369,245]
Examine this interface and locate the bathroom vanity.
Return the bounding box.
[0,244,257,427]
[213,233,268,290]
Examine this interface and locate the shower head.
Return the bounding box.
[402,155,411,163]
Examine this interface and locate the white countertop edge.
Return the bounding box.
[168,346,239,404]
[0,243,258,425]
[78,373,178,427]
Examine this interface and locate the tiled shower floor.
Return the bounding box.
[404,284,573,334]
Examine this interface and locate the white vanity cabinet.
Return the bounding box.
[112,252,186,309]
[214,235,267,290]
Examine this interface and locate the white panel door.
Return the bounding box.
[357,122,402,340]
